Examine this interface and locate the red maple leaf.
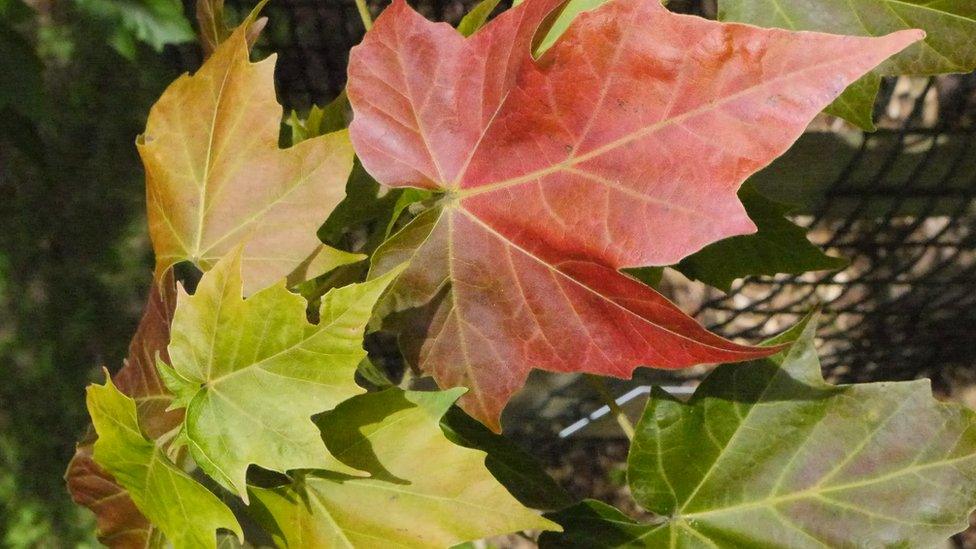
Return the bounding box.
[348,0,921,429]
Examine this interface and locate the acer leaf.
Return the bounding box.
[287,91,351,146]
[674,184,848,291]
[539,499,657,547]
[350,0,920,429]
[320,160,431,254]
[622,266,664,288]
[249,388,559,548]
[718,0,976,130]
[514,0,605,53]
[440,405,574,510]
[66,272,182,548]
[821,76,885,131]
[113,270,183,439]
[541,318,976,547]
[140,21,359,296]
[159,250,402,500]
[752,130,976,217]
[87,374,242,549]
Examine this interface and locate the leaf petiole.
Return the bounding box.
[354,0,372,30]
[583,374,635,441]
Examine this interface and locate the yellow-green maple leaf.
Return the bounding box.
[158,250,401,501]
[250,388,560,548]
[87,374,242,549]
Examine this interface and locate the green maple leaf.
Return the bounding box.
[249,388,560,548]
[517,0,605,52]
[456,0,503,36]
[87,373,242,549]
[158,249,402,501]
[674,184,847,291]
[718,0,976,130]
[540,500,660,547]
[541,316,976,547]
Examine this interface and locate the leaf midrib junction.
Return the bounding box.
[447,205,764,357]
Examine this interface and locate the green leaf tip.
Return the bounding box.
[763,308,819,347]
[87,372,242,549]
[457,0,503,36]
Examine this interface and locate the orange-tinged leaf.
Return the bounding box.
[350,0,921,429]
[66,272,181,548]
[141,22,356,296]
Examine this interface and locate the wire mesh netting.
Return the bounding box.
[207,0,976,436]
[696,75,976,388]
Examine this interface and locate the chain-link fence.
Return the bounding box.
[699,75,976,387]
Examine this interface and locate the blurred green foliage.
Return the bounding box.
[0,0,191,544]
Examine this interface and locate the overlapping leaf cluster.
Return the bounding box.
[66,12,556,548]
[352,0,918,429]
[63,0,976,546]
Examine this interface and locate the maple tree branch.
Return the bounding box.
[584,374,635,441]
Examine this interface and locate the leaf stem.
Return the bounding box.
[299,262,367,305]
[354,0,373,31]
[584,374,635,440]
